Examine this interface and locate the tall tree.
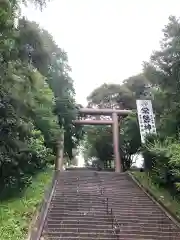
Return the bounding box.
[83,82,141,170]
[18,18,83,158]
[0,0,82,198]
[144,16,180,137]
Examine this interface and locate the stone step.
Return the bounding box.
[43,232,115,238]
[44,228,113,233]
[46,219,112,225]
[44,222,177,230]
[46,217,172,225]
[43,237,117,240]
[48,208,165,216]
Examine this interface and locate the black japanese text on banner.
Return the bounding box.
[136,100,156,143]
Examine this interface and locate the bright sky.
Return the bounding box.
[22,0,180,106]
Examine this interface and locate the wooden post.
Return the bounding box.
[55,130,64,171]
[112,112,122,172]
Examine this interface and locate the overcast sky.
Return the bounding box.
[22,0,180,106]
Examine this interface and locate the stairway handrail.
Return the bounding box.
[105,197,120,239]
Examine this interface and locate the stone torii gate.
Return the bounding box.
[73,108,132,172]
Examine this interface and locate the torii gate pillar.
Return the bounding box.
[112,112,121,172]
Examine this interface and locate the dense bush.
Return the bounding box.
[0,127,53,199]
[142,137,180,196]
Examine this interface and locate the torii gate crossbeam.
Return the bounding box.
[73,108,132,173]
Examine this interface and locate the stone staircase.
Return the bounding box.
[41,171,116,239]
[39,170,180,240]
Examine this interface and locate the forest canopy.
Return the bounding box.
[0,0,82,199]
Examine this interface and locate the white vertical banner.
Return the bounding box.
[136,100,156,143]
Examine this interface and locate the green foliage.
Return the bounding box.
[83,125,113,164]
[132,172,180,220]
[144,16,180,136]
[0,0,79,198]
[120,113,141,170]
[121,113,141,155]
[28,130,54,164]
[87,83,134,109]
[138,16,180,198]
[142,137,180,195]
[83,113,141,171]
[0,168,52,240]
[18,18,83,158]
